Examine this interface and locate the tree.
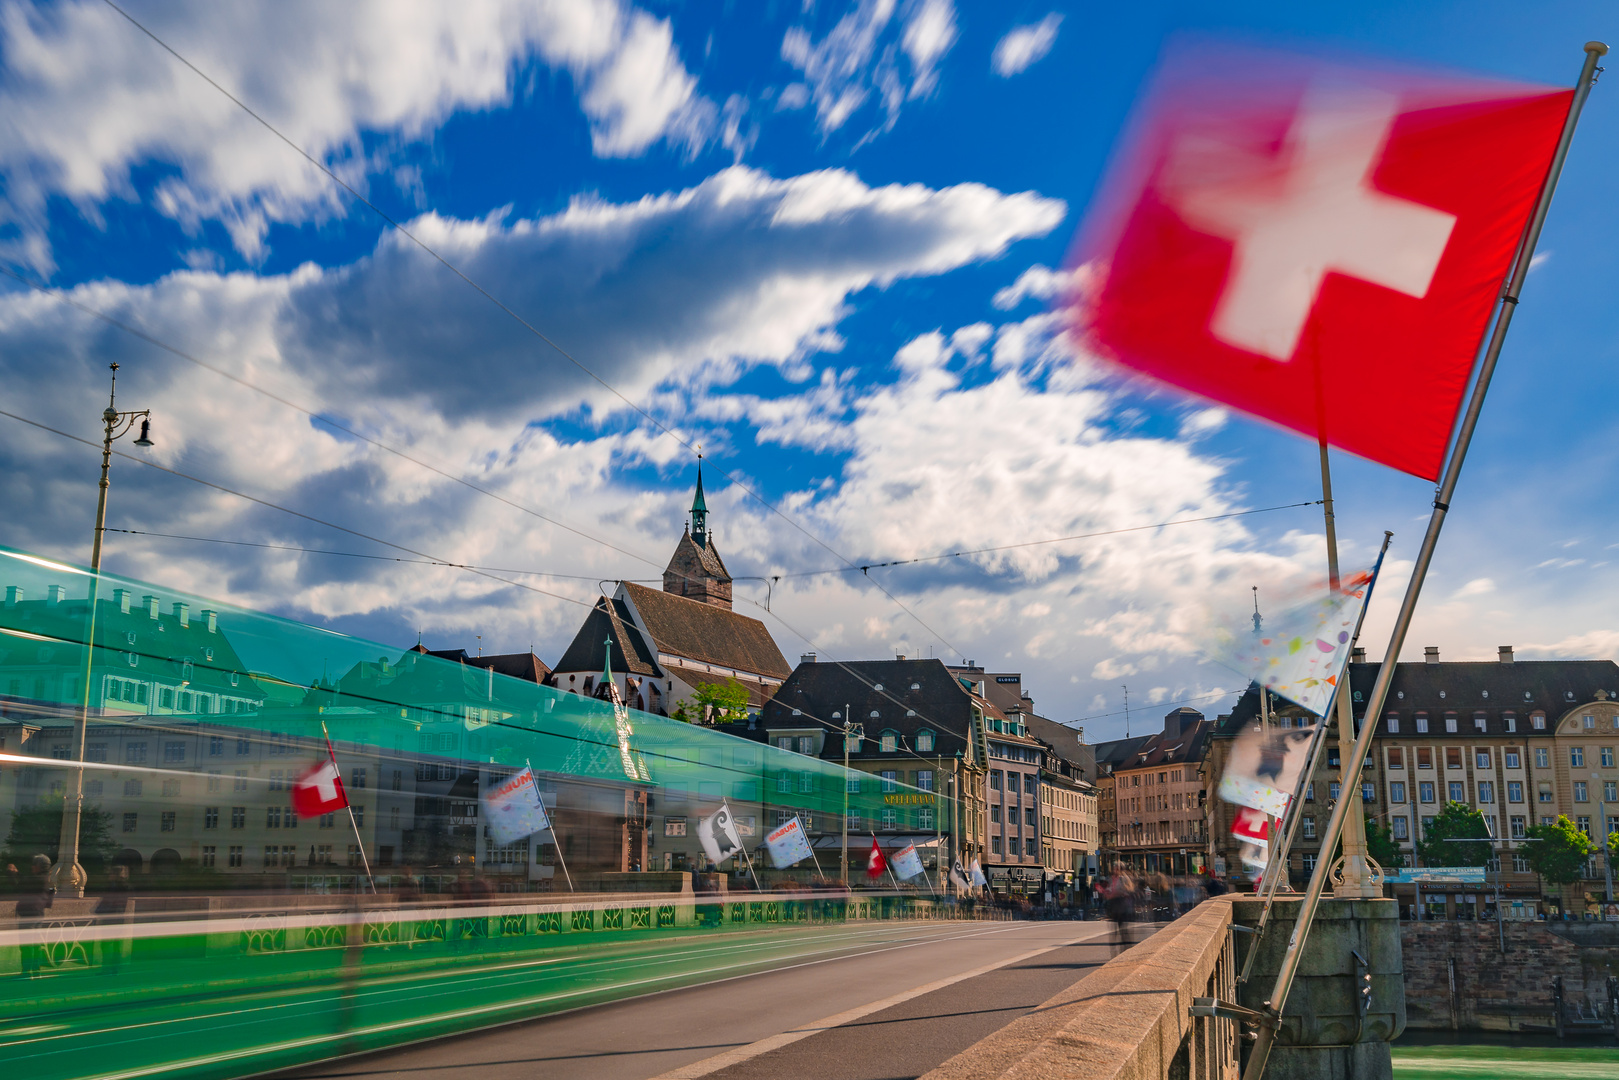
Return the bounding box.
[1526,815,1598,887]
[1,796,118,875]
[1365,814,1406,870]
[1415,801,1492,868]
[673,678,752,725]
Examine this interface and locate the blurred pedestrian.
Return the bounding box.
[17,854,54,978]
[1102,868,1136,954]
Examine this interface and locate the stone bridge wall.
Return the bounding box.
[1401,920,1619,1030]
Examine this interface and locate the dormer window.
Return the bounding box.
[880,731,897,753]
[917,730,935,752]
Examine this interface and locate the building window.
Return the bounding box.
[1362,783,1376,802]
[1588,715,1599,729]
[919,807,934,830]
[776,737,791,751]
[1445,715,1458,733]
[916,770,934,791]
[1388,748,1404,769]
[1510,815,1527,839]
[1026,807,1037,827]
[1476,750,1491,769]
[204,807,219,829]
[1539,783,1554,803]
[1573,748,1587,768]
[348,845,363,867]
[916,730,935,752]
[1302,853,1317,872]
[1446,747,1462,770]
[880,809,897,829]
[1328,782,1341,801]
[1536,748,1550,769]
[1478,781,1494,803]
[664,817,687,837]
[1419,782,1436,803]
[1507,781,1523,803]
[267,806,282,828]
[231,806,246,829]
[880,732,897,753]
[990,770,1002,791]
[160,811,176,832]
[1579,816,1593,838]
[846,774,861,793]
[1448,781,1465,802]
[1608,783,1619,803]
[990,805,1001,824]
[124,779,142,797]
[1506,713,1517,733]
[122,812,137,832]
[1306,782,1315,802]
[1505,750,1520,769]
[225,845,241,868]
[1415,714,1429,733]
[1327,747,1341,769]
[1390,781,1407,803]
[1513,853,1531,873]
[1605,748,1617,769]
[1422,816,1436,837]
[351,767,367,789]
[1388,815,1407,840]
[1386,714,1400,734]
[880,770,897,793]
[1575,782,1589,803]
[125,742,147,764]
[1417,748,1433,769]
[1474,713,1487,732]
[163,741,184,763]
[1532,714,1546,730]
[1302,817,1316,840]
[1025,838,1037,857]
[319,813,335,829]
[991,836,1002,855]
[234,770,248,792]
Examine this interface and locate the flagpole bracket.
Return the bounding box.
[1189,997,1274,1029]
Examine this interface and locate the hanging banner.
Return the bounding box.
[482,766,550,845]
[1218,719,1316,816]
[764,816,815,868]
[891,843,926,881]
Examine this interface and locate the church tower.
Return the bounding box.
[663,464,733,609]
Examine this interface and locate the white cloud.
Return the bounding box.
[0,0,715,270]
[779,0,958,140]
[991,14,1061,78]
[1453,577,1495,599]
[992,262,1081,309]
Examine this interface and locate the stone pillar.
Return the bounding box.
[1333,692,1381,899]
[1235,896,1405,1080]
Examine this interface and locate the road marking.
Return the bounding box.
[648,924,1116,1080]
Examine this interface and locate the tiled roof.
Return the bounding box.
[1092,734,1154,772]
[552,596,662,677]
[763,657,976,760]
[621,582,788,678]
[1350,658,1619,737]
[465,652,552,684]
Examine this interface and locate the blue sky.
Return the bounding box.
[0,0,1614,740]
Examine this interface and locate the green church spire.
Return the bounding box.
[690,462,709,547]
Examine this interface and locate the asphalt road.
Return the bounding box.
[274,918,1145,1080]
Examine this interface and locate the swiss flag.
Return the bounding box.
[291,758,349,819]
[1073,43,1571,480]
[1232,806,1271,846]
[866,837,888,880]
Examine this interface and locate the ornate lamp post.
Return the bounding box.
[52,363,153,897]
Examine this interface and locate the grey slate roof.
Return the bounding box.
[764,657,976,761]
[621,582,788,678]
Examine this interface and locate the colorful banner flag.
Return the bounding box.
[698,802,743,865]
[482,766,550,845]
[1232,806,1273,876]
[764,816,815,869]
[950,859,972,892]
[1218,717,1317,817]
[1209,567,1374,717]
[891,843,926,881]
[969,858,987,887]
[1070,39,1572,480]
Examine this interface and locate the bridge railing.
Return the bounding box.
[924,895,1242,1080]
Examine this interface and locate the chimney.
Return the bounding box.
[896,654,907,661]
[1352,647,1366,663]
[1424,646,1440,664]
[3,586,20,607]
[113,588,131,614]
[142,595,160,620]
[800,652,817,665]
[202,609,218,633]
[172,602,189,628]
[47,584,64,606]
[1499,645,1514,664]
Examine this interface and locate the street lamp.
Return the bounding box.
[52,362,154,897]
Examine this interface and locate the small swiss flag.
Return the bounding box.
[1073,42,1571,480]
[291,759,349,819]
[866,837,888,880]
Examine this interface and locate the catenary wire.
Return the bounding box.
[0,407,598,613]
[96,0,968,660]
[0,263,667,577]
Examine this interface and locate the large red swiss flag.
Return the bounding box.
[1073,44,1571,480]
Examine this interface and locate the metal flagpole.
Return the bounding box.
[527,758,573,891]
[1241,42,1607,1080]
[874,832,902,892]
[320,720,376,894]
[803,816,829,879]
[1240,534,1392,987]
[737,836,763,892]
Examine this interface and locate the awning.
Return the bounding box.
[809,834,944,850]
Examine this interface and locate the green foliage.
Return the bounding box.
[1,795,118,873]
[1365,814,1406,869]
[673,678,752,725]
[1526,815,1598,886]
[1415,801,1492,868]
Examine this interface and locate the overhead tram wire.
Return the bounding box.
[97,0,967,660]
[774,501,1325,579]
[0,264,667,578]
[0,407,599,614]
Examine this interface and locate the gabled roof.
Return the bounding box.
[763,657,976,761]
[621,582,787,678]
[466,652,552,684]
[665,531,730,585]
[1350,657,1619,736]
[552,595,662,677]
[1092,734,1153,773]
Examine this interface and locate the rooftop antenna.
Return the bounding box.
[1252,586,1262,635]
[1123,684,1130,737]
[476,634,483,657]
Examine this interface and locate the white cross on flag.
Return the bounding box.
[291,758,349,819]
[1073,42,1572,480]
